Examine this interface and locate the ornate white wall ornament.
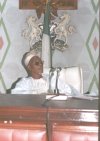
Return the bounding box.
[22,16,42,48]
[22,13,76,52]
[53,14,75,45]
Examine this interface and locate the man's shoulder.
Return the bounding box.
[20,76,32,82]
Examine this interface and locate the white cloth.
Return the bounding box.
[11,75,72,95]
[11,77,48,94]
[24,50,40,66]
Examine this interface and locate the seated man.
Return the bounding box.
[11,50,72,94]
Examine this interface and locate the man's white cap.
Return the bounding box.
[24,50,40,66]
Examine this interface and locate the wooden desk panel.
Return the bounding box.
[0,94,98,141]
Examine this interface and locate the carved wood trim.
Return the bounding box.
[19,0,77,10]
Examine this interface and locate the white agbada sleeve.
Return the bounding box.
[11,73,72,95]
[11,77,48,94]
[11,77,32,94]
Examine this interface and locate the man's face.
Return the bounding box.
[28,56,43,78]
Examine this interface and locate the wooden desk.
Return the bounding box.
[0,94,98,141]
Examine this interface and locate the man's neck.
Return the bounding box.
[31,74,42,79]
